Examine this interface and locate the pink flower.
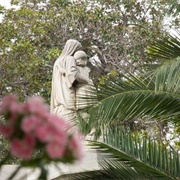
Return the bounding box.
[36,122,67,146]
[9,103,26,124]
[46,140,66,159]
[26,96,49,119]
[0,94,84,163]
[0,95,17,114]
[68,134,84,160]
[9,102,25,114]
[10,135,35,160]
[0,125,14,138]
[49,114,71,131]
[21,116,43,134]
[0,95,26,124]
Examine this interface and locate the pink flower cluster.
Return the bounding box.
[0,95,83,162]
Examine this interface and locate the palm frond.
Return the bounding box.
[98,156,146,180]
[74,126,180,179]
[88,90,180,129]
[147,32,180,60]
[89,126,180,179]
[86,58,180,131]
[76,83,98,109]
[154,58,180,93]
[97,72,155,100]
[168,0,180,16]
[56,170,112,180]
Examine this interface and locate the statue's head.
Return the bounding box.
[74,50,87,67]
[62,39,82,57]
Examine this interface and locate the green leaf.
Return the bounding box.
[147,32,180,60]
[87,126,180,179]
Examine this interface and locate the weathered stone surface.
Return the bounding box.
[0,165,27,180]
[0,148,99,180]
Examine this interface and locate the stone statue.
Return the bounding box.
[50,39,89,122]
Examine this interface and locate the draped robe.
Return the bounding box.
[50,40,82,121]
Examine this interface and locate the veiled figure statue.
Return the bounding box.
[50,39,89,122]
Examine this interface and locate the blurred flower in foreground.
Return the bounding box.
[0,94,84,167]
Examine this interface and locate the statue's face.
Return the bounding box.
[76,56,87,66]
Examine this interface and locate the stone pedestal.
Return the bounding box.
[0,165,27,180]
[0,145,100,180]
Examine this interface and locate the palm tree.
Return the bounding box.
[68,31,180,179]
[63,5,180,178]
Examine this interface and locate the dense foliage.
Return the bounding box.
[0,0,177,102]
